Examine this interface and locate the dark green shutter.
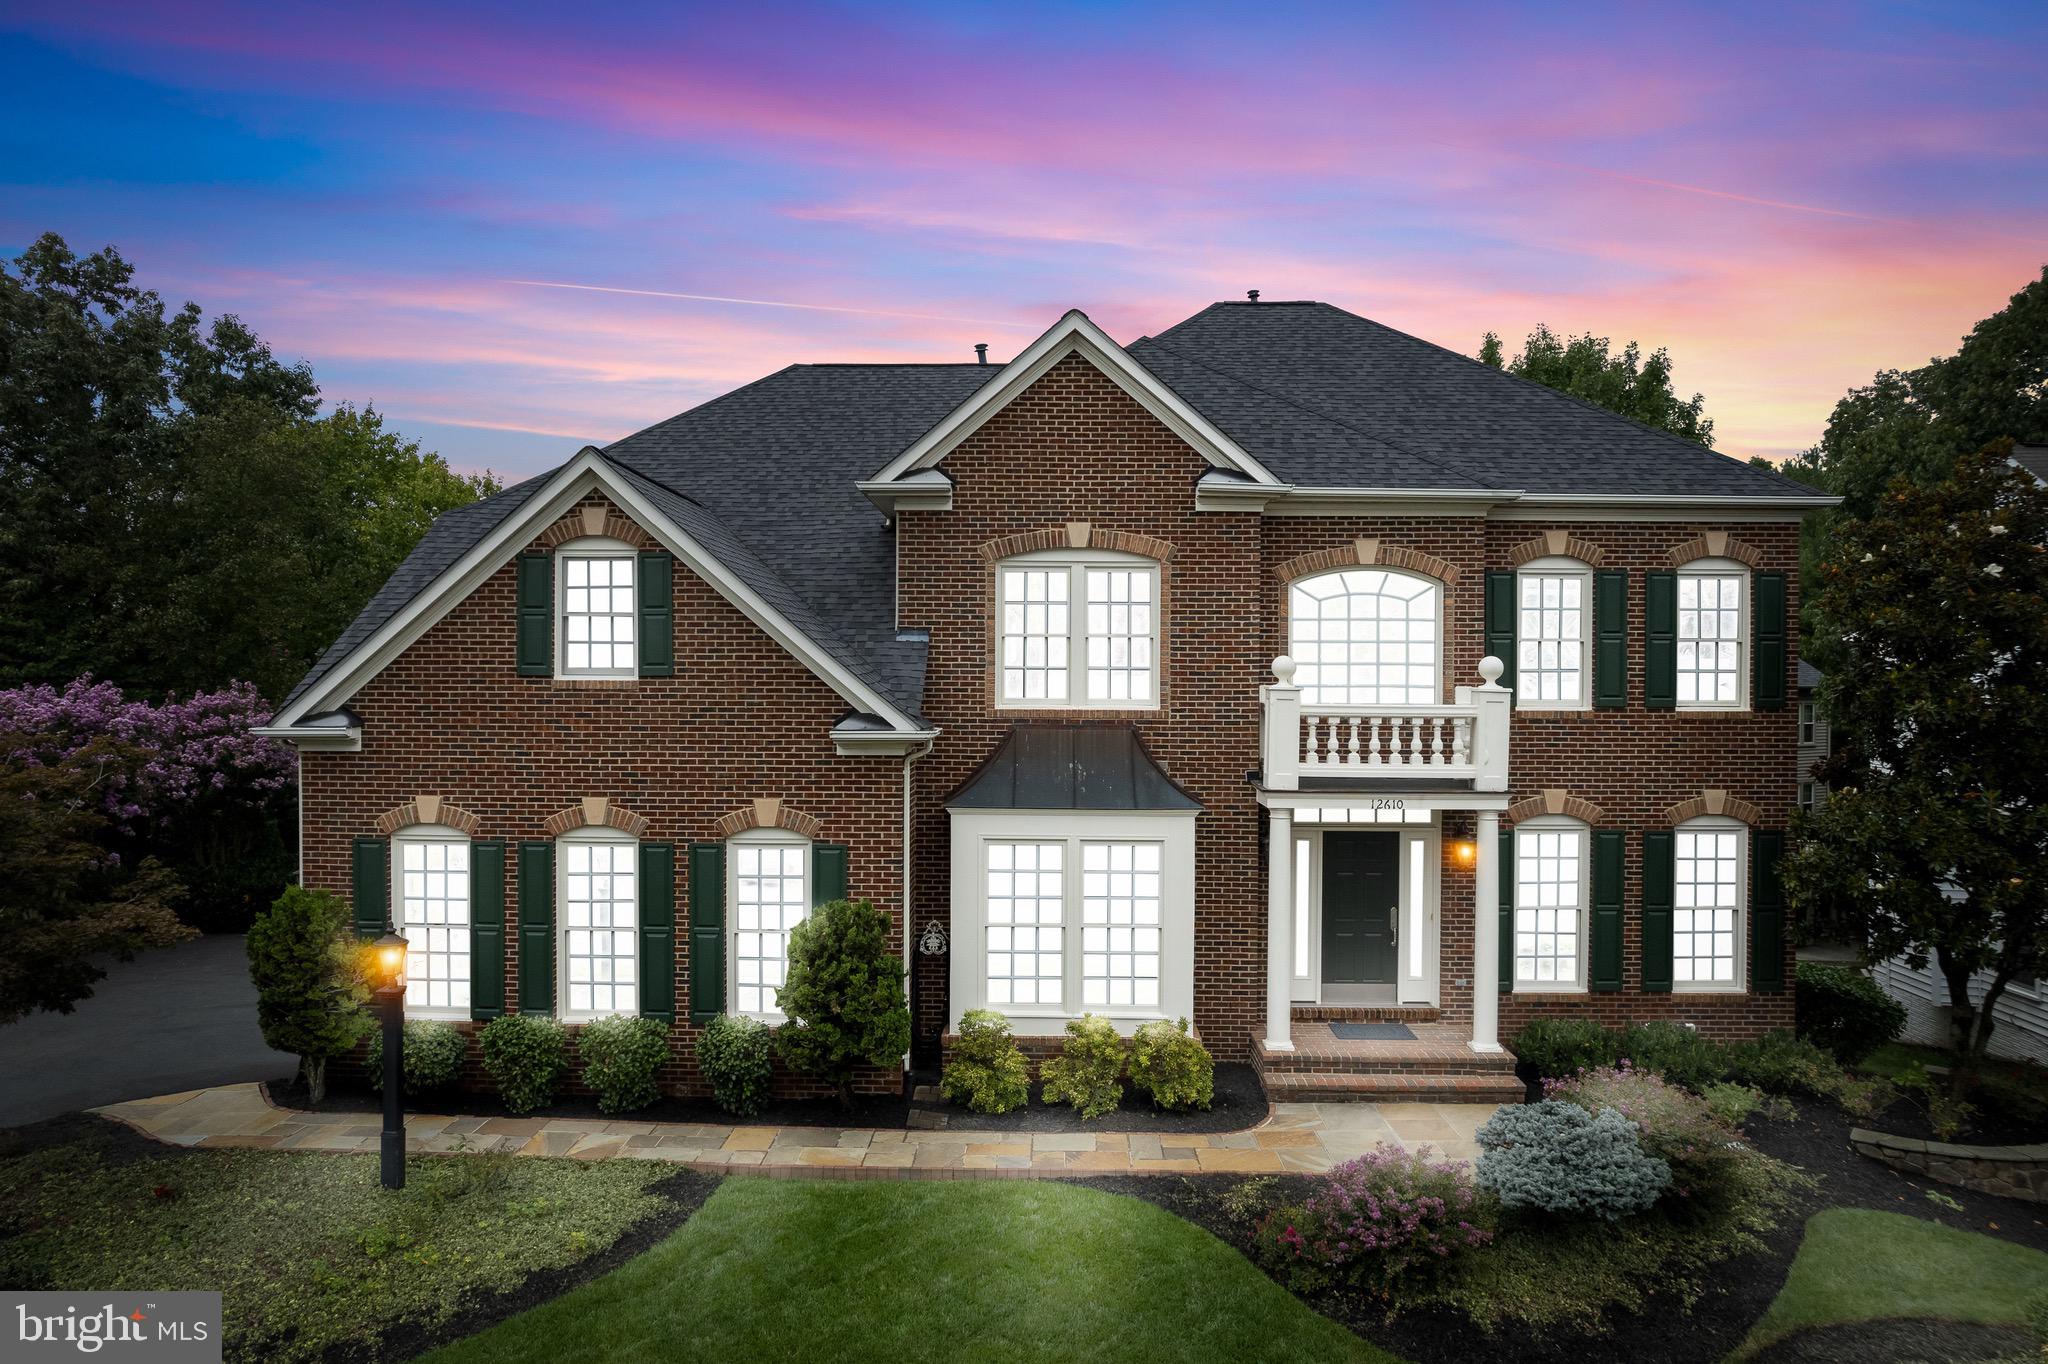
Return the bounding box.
[351,837,388,939]
[517,841,554,1015]
[638,550,674,678]
[1641,831,1675,992]
[1594,571,1628,710]
[1484,570,1517,695]
[1498,826,1514,994]
[1590,830,1624,992]
[1753,572,1788,712]
[813,843,850,906]
[1751,830,1786,993]
[470,840,506,1019]
[1645,571,1677,710]
[639,842,676,1022]
[516,551,552,676]
[688,843,725,1023]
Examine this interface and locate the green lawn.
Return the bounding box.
[1735,1209,2048,1358]
[420,1178,1393,1364]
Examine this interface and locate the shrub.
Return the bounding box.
[577,1015,670,1114]
[1723,1029,1846,1098]
[1702,1082,1764,1127]
[478,1014,569,1114]
[1508,1017,1621,1078]
[1551,1062,1745,1202]
[1040,1014,1125,1119]
[1795,962,1906,1064]
[1617,1020,1726,1092]
[1219,1176,1281,1228]
[1476,1099,1670,1220]
[1128,1017,1214,1111]
[695,1014,774,1118]
[940,1009,1032,1114]
[366,1019,468,1096]
[1253,1145,1493,1295]
[246,886,372,1103]
[1895,1063,1977,1140]
[775,898,912,1107]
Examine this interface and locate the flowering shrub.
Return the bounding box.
[1253,1144,1493,1294]
[1549,1062,1745,1200]
[1476,1099,1670,1220]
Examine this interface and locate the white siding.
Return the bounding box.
[1874,956,2048,1066]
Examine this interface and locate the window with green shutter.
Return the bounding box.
[1590,829,1624,991]
[639,841,676,1021]
[1753,572,1787,711]
[1594,571,1628,709]
[351,837,388,940]
[688,843,725,1022]
[1750,830,1786,992]
[517,841,555,1015]
[1644,572,1677,709]
[638,550,674,678]
[470,840,506,1019]
[1641,830,1674,991]
[1483,570,1517,694]
[516,552,552,676]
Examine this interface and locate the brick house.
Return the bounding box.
[258,300,1834,1101]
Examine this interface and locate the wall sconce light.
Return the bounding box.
[1452,840,1477,865]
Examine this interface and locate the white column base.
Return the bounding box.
[1468,1040,1505,1054]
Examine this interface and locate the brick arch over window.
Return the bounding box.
[975,522,1176,563]
[541,796,652,839]
[537,502,653,550]
[1661,789,1763,826]
[1276,538,1461,587]
[1506,788,1610,826]
[711,797,824,840]
[1664,529,1763,569]
[1509,529,1608,567]
[373,796,480,837]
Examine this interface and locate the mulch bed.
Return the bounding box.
[1746,1319,2034,1364]
[1850,1090,2043,1148]
[912,1062,1268,1134]
[265,1076,913,1130]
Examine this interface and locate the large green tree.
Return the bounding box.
[1782,441,2048,1074]
[0,232,499,700]
[1479,324,1714,446]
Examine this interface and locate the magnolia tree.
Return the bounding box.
[1783,441,2048,1073]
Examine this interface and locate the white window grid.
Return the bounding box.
[986,842,1064,1007]
[561,839,637,1018]
[561,553,636,675]
[999,567,1070,702]
[1288,569,1441,706]
[733,842,807,1016]
[1677,572,1745,707]
[397,838,470,1014]
[1517,571,1587,707]
[1513,826,1585,987]
[1084,569,1155,703]
[1675,827,1744,987]
[1080,842,1162,1008]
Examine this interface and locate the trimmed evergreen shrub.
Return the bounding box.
[1795,962,1906,1063]
[1507,1017,1621,1079]
[246,886,372,1103]
[1253,1144,1493,1293]
[1617,1021,1727,1093]
[366,1019,468,1096]
[696,1014,774,1118]
[1476,1099,1670,1220]
[478,1014,569,1114]
[1128,1017,1214,1111]
[1551,1062,1745,1202]
[940,1009,1031,1114]
[775,898,912,1107]
[1722,1029,1846,1098]
[1040,1014,1125,1119]
[577,1015,670,1114]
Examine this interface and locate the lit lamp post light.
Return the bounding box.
[372,929,408,1191]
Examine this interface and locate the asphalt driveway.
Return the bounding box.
[0,933,294,1127]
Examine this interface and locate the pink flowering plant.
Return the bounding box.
[1548,1060,1746,1203]
[1253,1144,1494,1295]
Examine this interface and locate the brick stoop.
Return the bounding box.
[1260,1070,1526,1104]
[1253,1021,1525,1105]
[1290,1004,1443,1024]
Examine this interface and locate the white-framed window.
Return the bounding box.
[558,829,638,1020]
[1799,700,1816,744]
[558,538,637,679]
[1674,817,1747,990]
[1677,559,1747,710]
[729,831,810,1018]
[996,551,1158,707]
[1516,558,1591,709]
[1288,568,1442,706]
[1798,781,1815,812]
[392,829,471,1018]
[1513,818,1588,990]
[1080,842,1162,1009]
[985,841,1065,1007]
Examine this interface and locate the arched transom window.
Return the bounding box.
[1288,569,1442,706]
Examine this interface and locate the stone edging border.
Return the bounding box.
[1848,1125,2048,1203]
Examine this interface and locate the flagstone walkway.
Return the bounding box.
[93,1084,1499,1177]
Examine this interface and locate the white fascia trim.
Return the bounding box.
[1193,472,1295,512]
[833,725,942,756]
[1490,492,1838,523]
[274,449,926,736]
[251,722,362,752]
[856,470,953,513]
[867,310,1282,489]
[1267,486,1516,517]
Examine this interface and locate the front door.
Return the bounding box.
[1322,831,1398,985]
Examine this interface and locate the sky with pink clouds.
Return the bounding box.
[4,1,2043,479]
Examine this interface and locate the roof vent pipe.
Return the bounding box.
[974,343,988,365]
[1247,289,1260,303]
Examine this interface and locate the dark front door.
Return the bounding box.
[1322,831,1398,985]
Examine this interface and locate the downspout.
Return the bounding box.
[902,738,934,1078]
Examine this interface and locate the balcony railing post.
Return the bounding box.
[1473,655,1511,792]
[1263,656,1301,790]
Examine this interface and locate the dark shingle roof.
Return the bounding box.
[2010,444,2048,486]
[1799,660,1824,691]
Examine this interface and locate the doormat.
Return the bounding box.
[1329,1022,1416,1041]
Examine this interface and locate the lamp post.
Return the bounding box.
[372,929,408,1191]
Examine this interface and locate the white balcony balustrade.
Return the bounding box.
[1261,655,1510,792]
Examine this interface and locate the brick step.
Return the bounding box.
[1252,1039,1517,1077]
[1259,1070,1526,1104]
[1290,1004,1442,1023]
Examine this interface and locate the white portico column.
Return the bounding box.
[1265,805,1295,1052]
[1471,809,1503,1052]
